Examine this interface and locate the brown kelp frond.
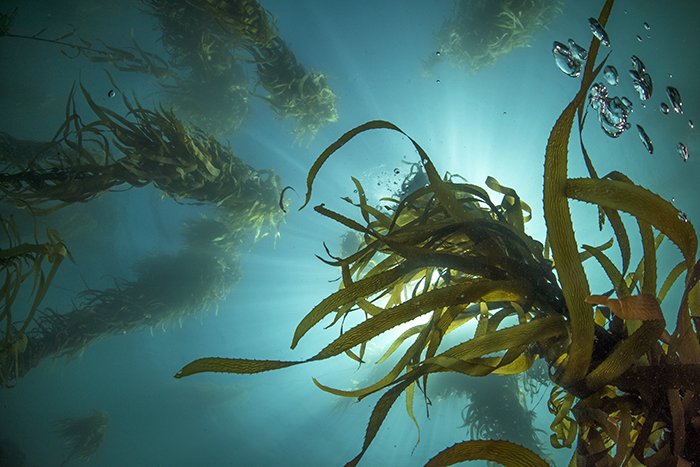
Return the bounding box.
[177,119,568,465]
[250,37,338,142]
[6,247,239,380]
[0,86,284,239]
[55,409,109,466]
[0,216,68,387]
[433,0,564,73]
[425,440,549,467]
[179,1,700,464]
[197,0,278,49]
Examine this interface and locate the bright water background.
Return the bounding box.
[1,0,698,465]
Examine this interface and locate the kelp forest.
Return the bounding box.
[1,0,699,466]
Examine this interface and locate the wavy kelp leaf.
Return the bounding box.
[566,178,697,271]
[585,294,663,321]
[485,176,529,232]
[425,439,549,467]
[345,377,418,467]
[310,280,528,362]
[313,323,432,399]
[637,220,657,295]
[175,357,299,378]
[658,261,686,304]
[581,243,628,297]
[300,120,395,210]
[291,261,414,348]
[542,0,612,384]
[300,120,468,223]
[548,387,577,448]
[426,314,566,364]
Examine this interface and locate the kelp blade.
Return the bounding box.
[424,440,549,467]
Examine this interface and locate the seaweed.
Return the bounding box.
[55,409,109,466]
[174,0,698,463]
[0,215,68,387]
[431,0,564,73]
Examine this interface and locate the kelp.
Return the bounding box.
[177,0,700,465]
[248,37,339,142]
[54,409,109,466]
[0,216,68,387]
[4,240,239,381]
[0,85,284,240]
[430,0,564,73]
[197,0,278,49]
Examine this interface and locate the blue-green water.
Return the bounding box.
[1,1,698,465]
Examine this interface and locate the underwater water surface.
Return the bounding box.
[1,0,699,466]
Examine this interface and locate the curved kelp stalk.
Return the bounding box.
[55,409,109,466]
[0,216,68,387]
[177,1,700,465]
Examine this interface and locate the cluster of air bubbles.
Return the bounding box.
[552,16,693,162]
[552,41,582,78]
[588,18,611,47]
[588,83,631,138]
[603,65,619,86]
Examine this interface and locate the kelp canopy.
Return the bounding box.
[176,0,700,465]
[433,0,564,72]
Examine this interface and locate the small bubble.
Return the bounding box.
[669,73,673,79]
[393,168,400,175]
[108,89,116,98]
[690,120,695,129]
[678,211,689,223]
[636,35,643,42]
[643,22,651,30]
[436,79,440,84]
[435,51,441,56]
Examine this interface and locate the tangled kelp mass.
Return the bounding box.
[0,85,283,237]
[432,0,564,72]
[177,1,700,464]
[0,82,284,383]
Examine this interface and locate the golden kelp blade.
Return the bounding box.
[542,0,614,387]
[175,357,300,378]
[424,439,549,467]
